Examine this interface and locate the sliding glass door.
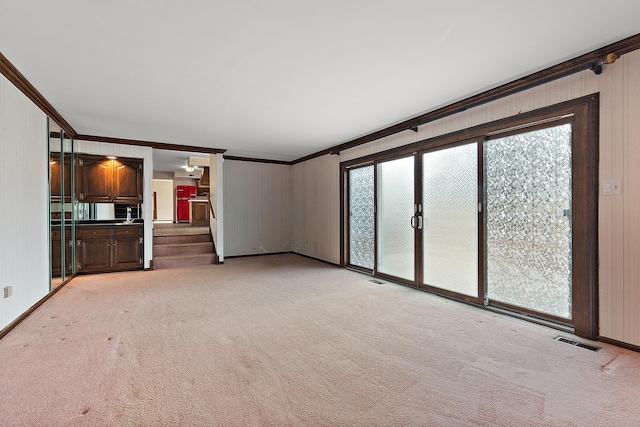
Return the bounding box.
[343,98,599,335]
[422,143,478,298]
[376,156,416,282]
[485,124,573,320]
[348,165,375,271]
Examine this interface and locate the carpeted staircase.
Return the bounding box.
[153,227,216,269]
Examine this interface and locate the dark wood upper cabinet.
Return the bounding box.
[79,156,111,202]
[113,159,143,202]
[77,155,143,203]
[199,167,210,187]
[50,152,72,202]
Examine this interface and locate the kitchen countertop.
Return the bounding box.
[75,220,144,227]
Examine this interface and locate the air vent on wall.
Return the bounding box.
[555,336,602,352]
[188,156,210,167]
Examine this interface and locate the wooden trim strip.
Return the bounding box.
[223,155,293,165]
[75,134,226,154]
[0,275,75,340]
[292,32,640,165]
[340,95,596,169]
[293,252,341,267]
[0,52,78,138]
[208,196,216,219]
[597,336,640,353]
[225,251,295,259]
[49,131,71,139]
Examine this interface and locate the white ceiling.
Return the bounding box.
[152,149,209,173]
[1,1,640,161]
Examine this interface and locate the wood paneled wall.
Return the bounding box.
[223,160,292,257]
[292,49,640,347]
[0,74,49,331]
[292,154,340,261]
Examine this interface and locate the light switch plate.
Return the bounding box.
[602,179,622,196]
[3,286,12,298]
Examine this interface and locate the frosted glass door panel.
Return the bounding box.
[377,157,415,281]
[349,166,374,269]
[422,144,478,297]
[486,124,572,319]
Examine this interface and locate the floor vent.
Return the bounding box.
[369,279,385,285]
[555,336,602,352]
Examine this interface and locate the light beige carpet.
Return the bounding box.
[1,254,640,426]
[153,223,210,236]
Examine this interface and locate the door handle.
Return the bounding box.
[410,215,416,229]
[417,215,423,230]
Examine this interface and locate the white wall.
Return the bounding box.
[0,74,49,331]
[292,49,640,347]
[74,140,153,269]
[292,154,339,261]
[209,154,223,261]
[152,179,173,221]
[224,160,291,257]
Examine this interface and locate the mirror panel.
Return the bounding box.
[49,119,75,291]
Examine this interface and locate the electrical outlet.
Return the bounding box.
[602,179,622,196]
[3,286,12,298]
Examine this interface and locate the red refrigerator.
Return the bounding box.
[176,185,197,222]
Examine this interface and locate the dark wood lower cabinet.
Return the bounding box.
[51,226,72,278]
[191,201,210,226]
[77,225,143,274]
[112,227,144,270]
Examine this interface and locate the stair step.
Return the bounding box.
[153,234,212,245]
[153,253,216,270]
[153,242,214,257]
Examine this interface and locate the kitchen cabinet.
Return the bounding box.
[196,166,210,194]
[50,152,72,202]
[76,225,143,274]
[51,226,72,278]
[112,226,144,270]
[77,155,143,203]
[191,200,210,226]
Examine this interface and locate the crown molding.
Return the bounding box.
[292,32,640,164]
[0,52,78,138]
[223,155,292,165]
[74,134,226,154]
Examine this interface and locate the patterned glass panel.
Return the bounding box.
[377,157,415,281]
[486,124,572,319]
[423,144,478,297]
[349,166,374,269]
